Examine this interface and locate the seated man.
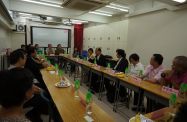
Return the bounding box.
[106,49,128,103]
[0,68,34,122]
[90,48,107,93]
[25,47,48,89]
[46,44,54,55]
[142,54,165,83]
[95,48,107,67]
[55,44,65,55]
[142,54,165,112]
[162,56,187,89]
[129,53,144,110]
[9,49,49,122]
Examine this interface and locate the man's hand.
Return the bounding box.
[33,85,41,94]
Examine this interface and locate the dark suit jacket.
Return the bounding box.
[113,57,128,73]
[25,56,45,87]
[88,58,94,63]
[96,54,107,67]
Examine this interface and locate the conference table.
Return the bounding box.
[41,69,115,122]
[46,55,183,114]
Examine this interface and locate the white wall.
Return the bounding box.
[0,25,11,53]
[127,9,187,67]
[84,9,187,68]
[11,32,25,50]
[84,20,128,58]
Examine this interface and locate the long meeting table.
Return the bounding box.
[41,69,115,122]
[46,55,182,114]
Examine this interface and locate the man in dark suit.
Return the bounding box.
[90,48,107,93]
[106,49,129,103]
[9,48,49,122]
[113,49,128,72]
[95,48,107,67]
[25,47,47,89]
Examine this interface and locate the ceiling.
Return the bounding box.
[7,0,187,24]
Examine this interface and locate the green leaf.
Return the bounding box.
[180,83,187,93]
[86,90,92,104]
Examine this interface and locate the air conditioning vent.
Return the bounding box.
[16,24,25,32]
[62,0,110,11]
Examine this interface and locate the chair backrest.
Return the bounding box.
[81,50,88,58]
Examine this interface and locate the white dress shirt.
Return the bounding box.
[129,62,144,76]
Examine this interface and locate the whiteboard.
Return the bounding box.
[32,27,70,47]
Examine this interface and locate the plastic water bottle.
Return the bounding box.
[139,70,143,77]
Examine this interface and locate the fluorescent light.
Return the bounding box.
[19,12,32,16]
[106,5,129,12]
[71,19,88,23]
[172,0,186,3]
[21,0,63,8]
[110,3,129,9]
[39,0,62,5]
[89,11,112,17]
[20,16,30,19]
[95,10,113,14]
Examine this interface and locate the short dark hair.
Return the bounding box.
[0,68,33,108]
[9,49,26,65]
[88,48,93,53]
[27,47,36,56]
[129,53,139,61]
[153,54,163,65]
[174,102,187,122]
[97,48,102,52]
[116,49,126,58]
[21,44,25,48]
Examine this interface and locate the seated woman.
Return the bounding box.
[162,56,187,89]
[129,53,144,76]
[129,53,144,111]
[0,68,34,122]
[88,48,95,63]
[72,47,80,58]
[35,44,43,54]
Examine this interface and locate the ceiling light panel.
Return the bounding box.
[172,0,186,3]
[21,0,63,8]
